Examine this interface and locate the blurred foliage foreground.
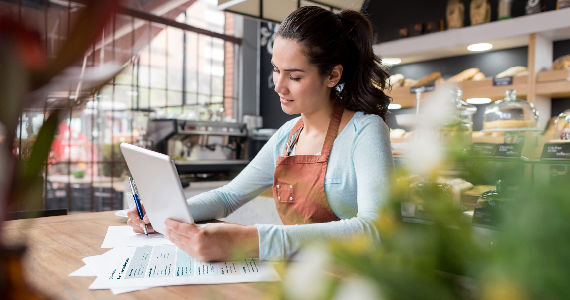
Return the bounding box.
[280,131,570,300]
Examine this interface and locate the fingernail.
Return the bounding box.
[143,215,149,223]
[140,224,145,230]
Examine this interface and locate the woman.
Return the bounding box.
[128,6,393,261]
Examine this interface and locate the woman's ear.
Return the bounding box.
[327,65,343,87]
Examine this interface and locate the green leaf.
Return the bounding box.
[8,109,62,210]
[21,109,61,182]
[0,36,28,147]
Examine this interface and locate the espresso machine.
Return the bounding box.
[145,119,249,181]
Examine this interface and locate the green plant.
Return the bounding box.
[279,89,570,300]
[0,1,122,233]
[72,170,85,179]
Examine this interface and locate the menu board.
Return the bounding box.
[472,143,523,158]
[541,143,570,161]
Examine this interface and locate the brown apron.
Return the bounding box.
[272,104,344,225]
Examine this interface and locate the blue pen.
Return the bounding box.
[128,177,148,236]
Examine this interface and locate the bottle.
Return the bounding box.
[441,88,477,144]
[498,0,513,20]
[526,0,542,15]
[454,88,477,134]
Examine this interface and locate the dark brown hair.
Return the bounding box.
[276,6,391,121]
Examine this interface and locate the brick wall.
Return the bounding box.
[224,13,235,118]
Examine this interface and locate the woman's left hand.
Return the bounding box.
[164,219,259,262]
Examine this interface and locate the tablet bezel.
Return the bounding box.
[120,143,194,235]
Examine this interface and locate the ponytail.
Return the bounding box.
[277,6,391,121]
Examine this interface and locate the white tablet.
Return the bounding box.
[120,143,194,235]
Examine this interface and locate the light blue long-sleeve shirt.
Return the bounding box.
[186,111,393,260]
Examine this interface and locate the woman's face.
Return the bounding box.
[272,37,332,115]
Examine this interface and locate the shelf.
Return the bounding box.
[536,69,570,98]
[387,75,528,108]
[460,75,528,99]
[387,69,570,108]
[373,9,570,64]
[537,69,570,82]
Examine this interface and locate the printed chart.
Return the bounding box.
[90,245,279,289]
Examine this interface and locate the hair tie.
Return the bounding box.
[336,13,357,36]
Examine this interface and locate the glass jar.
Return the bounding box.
[483,89,538,130]
[454,88,477,132]
[554,109,570,140]
[442,88,477,141]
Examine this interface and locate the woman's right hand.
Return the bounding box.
[126,206,156,234]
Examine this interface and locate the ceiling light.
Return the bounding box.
[382,58,402,66]
[467,43,493,52]
[388,103,402,110]
[466,97,492,104]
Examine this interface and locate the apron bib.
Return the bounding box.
[272,104,344,225]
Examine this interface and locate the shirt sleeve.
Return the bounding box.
[186,121,292,221]
[256,115,393,260]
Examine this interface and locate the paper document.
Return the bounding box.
[72,225,280,293]
[69,264,96,277]
[89,245,279,289]
[69,250,148,294]
[101,226,172,248]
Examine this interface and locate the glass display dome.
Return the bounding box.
[483,89,538,130]
[453,87,477,131]
[442,87,477,139]
[554,109,570,140]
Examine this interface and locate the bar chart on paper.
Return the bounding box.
[90,245,279,290]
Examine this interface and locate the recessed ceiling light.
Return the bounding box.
[466,97,492,104]
[383,58,402,66]
[388,103,402,110]
[467,43,493,52]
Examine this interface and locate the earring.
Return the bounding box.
[335,82,345,93]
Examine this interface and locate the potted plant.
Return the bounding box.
[279,87,570,300]
[0,1,123,297]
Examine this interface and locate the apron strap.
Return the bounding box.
[284,119,304,156]
[283,103,344,158]
[320,103,344,160]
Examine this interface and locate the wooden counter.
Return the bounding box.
[2,211,277,299]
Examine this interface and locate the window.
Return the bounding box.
[10,0,242,212]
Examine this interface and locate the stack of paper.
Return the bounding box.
[70,226,280,294]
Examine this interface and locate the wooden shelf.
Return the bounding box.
[536,69,570,98]
[461,76,528,100]
[388,69,570,108]
[374,9,570,64]
[387,75,529,108]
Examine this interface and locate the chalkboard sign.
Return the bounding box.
[259,21,296,129]
[495,143,523,158]
[541,143,570,161]
[472,143,497,156]
[409,82,436,94]
[471,143,523,158]
[493,76,513,86]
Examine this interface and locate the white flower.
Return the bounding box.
[333,276,385,300]
[403,83,458,176]
[283,244,332,300]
